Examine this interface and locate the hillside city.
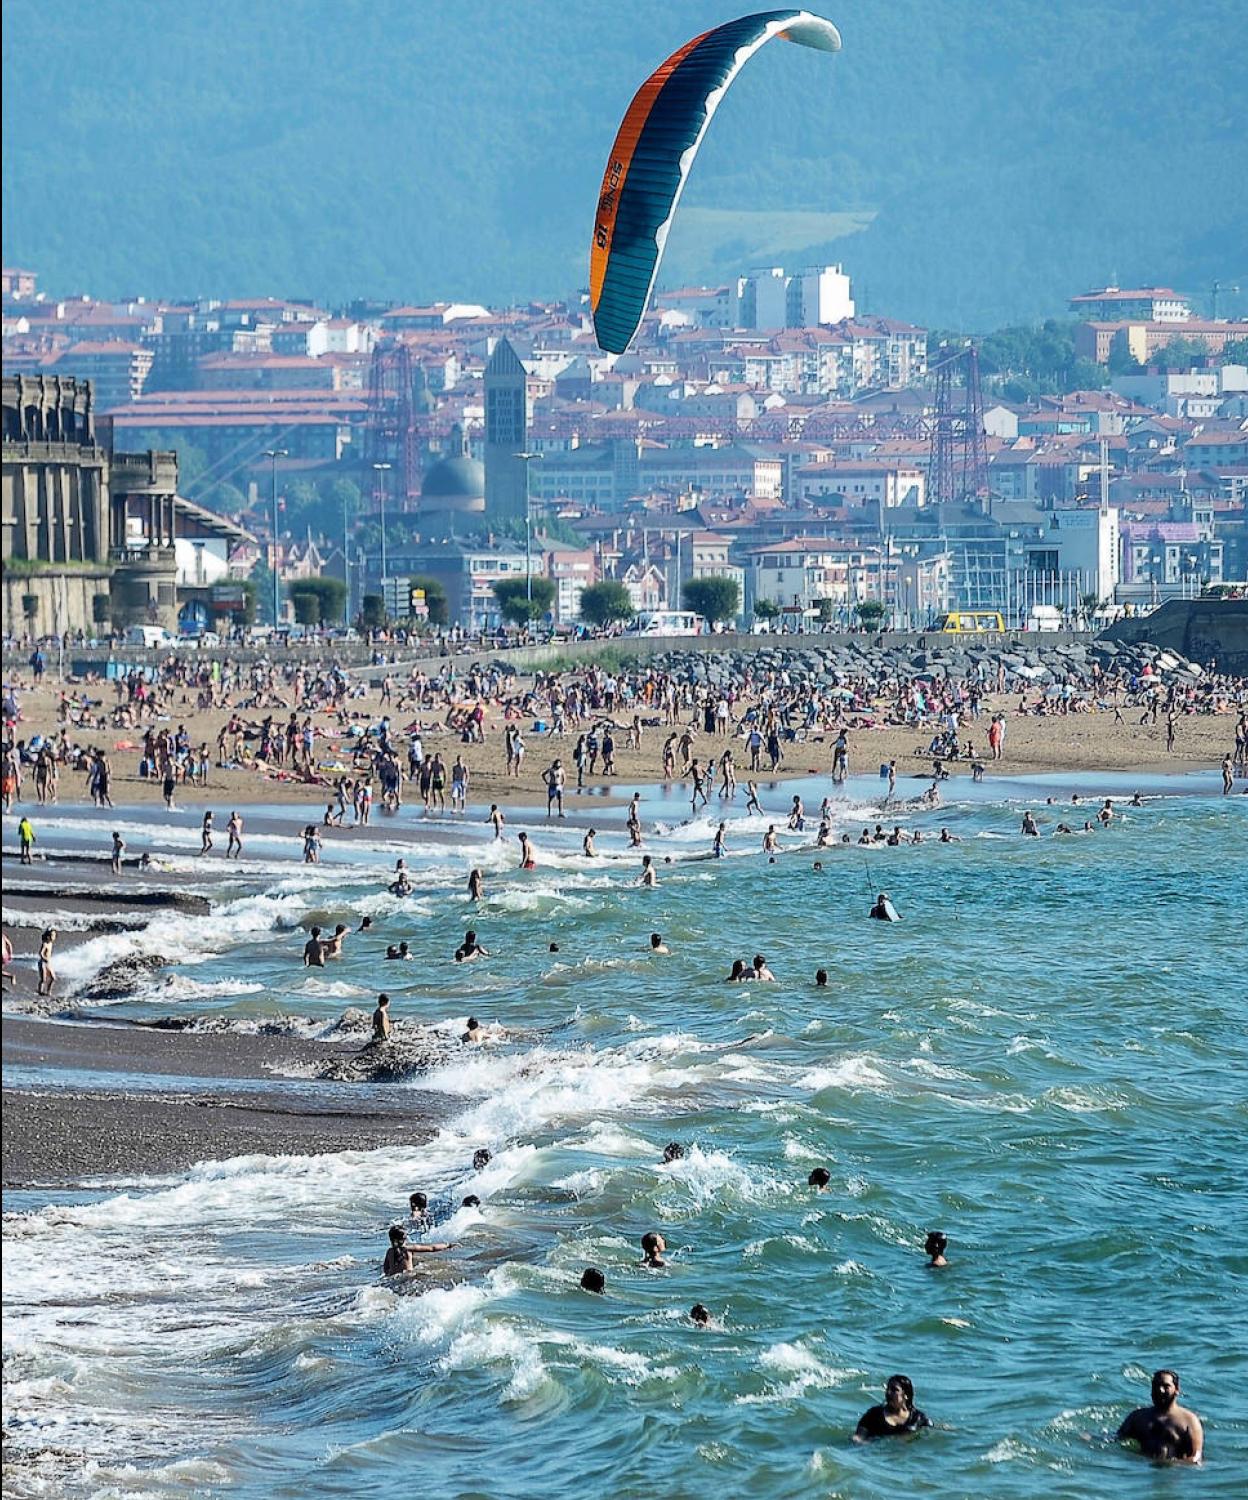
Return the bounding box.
[4,263,1247,641]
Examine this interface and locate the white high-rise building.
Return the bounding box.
[787,265,854,327]
[732,264,854,331]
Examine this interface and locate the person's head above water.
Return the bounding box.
[885,1373,915,1411]
[1151,1368,1180,1408]
[465,1016,480,1031]
[409,1192,427,1212]
[808,1167,831,1189]
[662,1141,684,1163]
[461,1194,481,1209]
[650,932,664,950]
[580,1266,605,1294]
[690,1303,711,1326]
[924,1230,948,1263]
[472,1148,491,1171]
[815,968,828,987]
[640,1231,667,1263]
[387,1225,407,1247]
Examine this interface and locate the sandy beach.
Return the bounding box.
[2,661,1238,830]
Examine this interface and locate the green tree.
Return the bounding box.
[752,597,780,621]
[1221,337,1248,364]
[248,559,276,624]
[683,575,741,625]
[855,599,887,632]
[236,579,257,626]
[410,575,449,627]
[493,575,557,625]
[288,576,346,624]
[578,580,634,628]
[290,588,322,625]
[816,597,836,625]
[360,593,386,630]
[1151,335,1209,372]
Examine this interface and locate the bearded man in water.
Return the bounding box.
[1117,1369,1203,1464]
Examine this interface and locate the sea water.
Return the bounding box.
[3,777,1246,1498]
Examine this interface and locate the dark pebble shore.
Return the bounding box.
[2,1016,450,1187]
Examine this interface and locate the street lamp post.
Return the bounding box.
[372,462,392,596]
[263,448,288,626]
[515,452,542,604]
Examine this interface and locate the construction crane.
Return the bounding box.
[363,341,421,509]
[926,343,989,510]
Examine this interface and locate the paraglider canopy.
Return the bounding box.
[589,9,842,355]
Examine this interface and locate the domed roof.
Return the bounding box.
[421,454,484,500]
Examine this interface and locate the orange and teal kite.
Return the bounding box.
[589,9,842,355]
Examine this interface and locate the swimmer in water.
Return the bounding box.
[488,804,506,839]
[690,1303,711,1327]
[461,1194,481,1209]
[808,1167,831,1190]
[712,822,727,858]
[752,953,775,982]
[762,825,779,854]
[924,1230,948,1267]
[725,958,751,983]
[869,892,898,921]
[382,1225,454,1274]
[583,828,598,858]
[323,924,348,959]
[662,1141,685,1163]
[462,1015,486,1043]
[640,1231,667,1268]
[1021,810,1039,836]
[580,1267,605,1294]
[1116,1369,1203,1464]
[372,993,392,1040]
[409,1191,429,1223]
[815,968,828,987]
[302,926,326,967]
[1130,792,1143,808]
[459,929,489,961]
[939,828,960,843]
[472,1148,491,1172]
[518,832,536,870]
[639,855,658,887]
[855,1374,931,1441]
[649,932,670,954]
[1098,798,1114,826]
[468,867,484,901]
[1055,822,1074,835]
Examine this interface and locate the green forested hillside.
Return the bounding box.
[3,0,1245,328]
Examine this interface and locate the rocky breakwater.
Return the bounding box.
[630,636,1209,691]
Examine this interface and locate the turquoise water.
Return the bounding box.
[4,780,1246,1497]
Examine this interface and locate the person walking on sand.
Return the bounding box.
[545,759,566,818]
[36,928,57,996]
[18,814,36,864]
[226,811,243,858]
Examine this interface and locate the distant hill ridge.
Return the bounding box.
[2,0,1244,328]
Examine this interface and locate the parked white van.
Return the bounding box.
[625,610,705,637]
[124,625,177,648]
[1026,605,1063,632]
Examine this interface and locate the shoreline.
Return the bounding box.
[2,1015,451,1186]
